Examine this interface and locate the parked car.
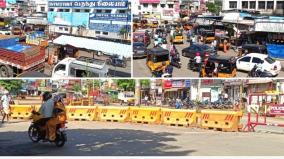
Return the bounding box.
[133,42,147,58]
[106,55,127,68]
[182,44,217,59]
[241,44,267,56]
[236,53,281,76]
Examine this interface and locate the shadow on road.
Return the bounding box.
[0,128,195,156]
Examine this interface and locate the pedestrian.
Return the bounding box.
[144,95,149,106]
[194,52,202,72]
[175,97,182,109]
[224,92,229,102]
[1,90,11,123]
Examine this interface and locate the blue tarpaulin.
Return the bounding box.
[4,44,31,53]
[267,44,284,59]
[0,38,19,48]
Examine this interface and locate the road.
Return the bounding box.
[1,120,284,156]
[133,33,284,78]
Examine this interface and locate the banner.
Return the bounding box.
[89,13,131,22]
[269,105,284,115]
[48,0,128,8]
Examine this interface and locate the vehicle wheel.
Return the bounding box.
[28,124,40,143]
[55,132,66,147]
[0,65,13,77]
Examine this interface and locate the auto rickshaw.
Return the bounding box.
[200,29,215,43]
[151,20,159,28]
[141,19,149,28]
[216,35,231,51]
[200,55,237,78]
[172,30,184,44]
[183,22,193,31]
[146,47,170,74]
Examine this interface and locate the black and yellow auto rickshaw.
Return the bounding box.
[200,55,237,78]
[215,35,231,51]
[146,47,170,75]
[200,29,215,43]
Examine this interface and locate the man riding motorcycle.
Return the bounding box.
[32,92,66,141]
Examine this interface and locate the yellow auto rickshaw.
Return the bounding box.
[216,35,231,51]
[200,29,215,43]
[172,31,184,44]
[151,20,159,28]
[146,47,170,73]
[200,55,237,78]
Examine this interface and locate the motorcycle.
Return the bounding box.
[248,64,274,77]
[170,53,182,69]
[28,111,67,147]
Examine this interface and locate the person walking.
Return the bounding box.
[1,90,11,123]
[144,95,149,106]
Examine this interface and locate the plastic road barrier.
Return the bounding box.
[97,106,130,122]
[200,110,243,132]
[10,105,37,120]
[130,107,161,124]
[161,108,197,127]
[66,106,97,121]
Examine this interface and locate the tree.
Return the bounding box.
[140,79,150,89]
[119,27,128,39]
[206,2,222,15]
[72,83,81,93]
[0,80,24,94]
[115,79,135,91]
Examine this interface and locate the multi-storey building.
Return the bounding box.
[47,0,131,39]
[222,0,284,15]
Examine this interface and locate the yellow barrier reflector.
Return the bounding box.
[200,110,243,132]
[10,105,39,120]
[66,106,97,121]
[130,107,161,124]
[161,108,197,127]
[98,106,130,122]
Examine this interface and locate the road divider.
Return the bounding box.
[200,110,243,132]
[161,108,197,127]
[10,105,39,120]
[130,107,161,124]
[98,106,130,122]
[66,106,97,121]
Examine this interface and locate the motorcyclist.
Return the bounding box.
[35,92,55,141]
[46,95,67,141]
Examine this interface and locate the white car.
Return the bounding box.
[236,53,281,76]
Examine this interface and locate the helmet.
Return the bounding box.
[196,52,200,56]
[42,92,52,102]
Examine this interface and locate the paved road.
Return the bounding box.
[0,120,284,156]
[133,33,284,78]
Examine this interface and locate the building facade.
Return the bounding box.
[222,0,284,15]
[47,0,131,39]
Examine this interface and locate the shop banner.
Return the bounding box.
[48,0,128,8]
[139,0,160,3]
[163,80,172,89]
[89,13,131,22]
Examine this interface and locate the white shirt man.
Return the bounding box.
[1,93,10,114]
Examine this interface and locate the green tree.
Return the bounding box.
[115,79,135,91]
[206,2,222,15]
[140,79,150,89]
[119,27,128,39]
[72,83,81,93]
[0,80,24,94]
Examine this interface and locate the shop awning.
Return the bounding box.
[164,88,179,92]
[53,35,131,58]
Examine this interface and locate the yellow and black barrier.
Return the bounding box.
[200,110,243,132]
[66,106,97,121]
[97,106,130,122]
[130,107,161,124]
[161,108,197,127]
[10,105,40,120]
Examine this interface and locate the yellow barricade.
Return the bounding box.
[10,105,39,120]
[66,106,97,121]
[97,106,130,122]
[200,110,243,132]
[161,108,197,127]
[130,107,161,124]
[70,100,82,106]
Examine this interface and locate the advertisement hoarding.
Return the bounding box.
[48,0,128,8]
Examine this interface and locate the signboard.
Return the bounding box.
[269,105,284,115]
[89,13,130,22]
[48,12,89,26]
[0,0,6,8]
[163,80,172,89]
[174,2,180,13]
[163,10,174,16]
[172,80,184,88]
[89,23,130,33]
[48,0,128,8]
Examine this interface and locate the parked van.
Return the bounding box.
[52,57,109,78]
